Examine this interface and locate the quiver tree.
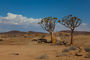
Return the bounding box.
[38,17,57,43]
[58,15,81,45]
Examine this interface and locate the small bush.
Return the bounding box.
[69,46,77,50]
[37,54,48,59]
[84,53,90,58]
[59,41,67,45]
[56,53,68,57]
[84,47,90,52]
[62,48,70,53]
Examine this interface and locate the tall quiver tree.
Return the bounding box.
[38,17,57,43]
[58,15,81,45]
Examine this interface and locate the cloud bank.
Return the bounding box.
[0,13,90,32]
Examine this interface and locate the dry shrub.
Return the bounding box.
[84,53,90,58]
[37,54,48,59]
[84,47,90,52]
[62,48,70,53]
[69,46,77,50]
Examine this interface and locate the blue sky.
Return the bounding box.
[0,0,90,32]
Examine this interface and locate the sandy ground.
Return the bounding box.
[0,44,60,60]
[0,33,90,60]
[0,44,90,60]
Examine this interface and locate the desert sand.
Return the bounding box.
[0,31,90,60]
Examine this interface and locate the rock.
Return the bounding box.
[0,39,3,41]
[11,53,19,55]
[75,53,83,56]
[37,39,47,43]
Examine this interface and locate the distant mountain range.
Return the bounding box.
[0,30,26,34]
[0,30,47,35]
[59,30,90,35]
[0,30,90,35]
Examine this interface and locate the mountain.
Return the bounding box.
[0,30,47,35]
[0,30,90,35]
[0,30,26,34]
[56,30,90,35]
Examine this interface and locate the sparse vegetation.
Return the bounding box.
[59,41,68,45]
[62,46,78,53]
[58,15,81,45]
[69,46,77,50]
[56,53,68,57]
[38,17,57,43]
[0,30,90,60]
[84,53,90,58]
[0,0,89,60]
[0,14,89,60]
[37,54,48,59]
[84,47,90,52]
[62,48,70,52]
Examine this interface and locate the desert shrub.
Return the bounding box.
[56,53,68,57]
[84,47,90,52]
[84,53,90,58]
[62,46,77,53]
[69,46,77,50]
[32,39,37,41]
[57,41,68,45]
[37,54,48,59]
[62,48,70,52]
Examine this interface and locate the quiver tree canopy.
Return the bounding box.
[61,15,81,30]
[38,17,57,32]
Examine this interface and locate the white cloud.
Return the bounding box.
[6,13,17,19]
[0,13,42,32]
[76,23,90,31]
[0,13,90,32]
[81,23,87,26]
[0,13,41,25]
[55,23,90,32]
[55,23,69,32]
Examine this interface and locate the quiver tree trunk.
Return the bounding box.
[71,29,74,45]
[50,32,56,43]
